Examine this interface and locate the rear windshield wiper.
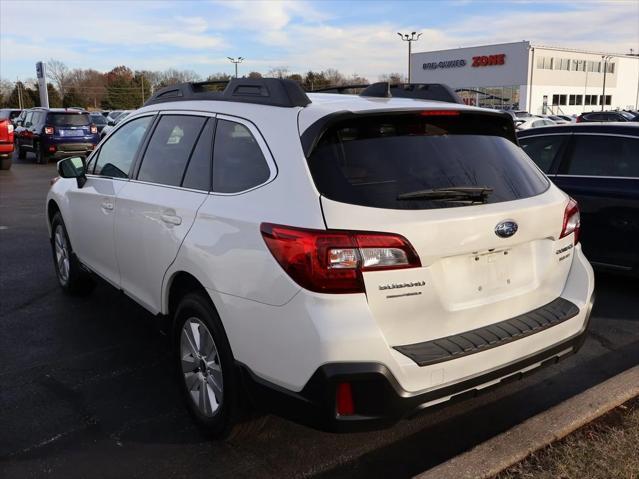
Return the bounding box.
[397,186,494,201]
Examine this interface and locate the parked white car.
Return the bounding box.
[516,116,557,130]
[47,79,595,438]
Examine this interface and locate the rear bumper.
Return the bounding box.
[238,293,594,432]
[44,142,96,158]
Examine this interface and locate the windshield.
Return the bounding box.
[307,113,548,210]
[47,112,91,126]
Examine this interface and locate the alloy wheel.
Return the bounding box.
[180,317,223,417]
[54,225,70,285]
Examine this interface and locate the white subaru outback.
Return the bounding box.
[47,79,595,437]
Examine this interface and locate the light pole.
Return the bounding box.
[601,55,613,111]
[227,57,244,78]
[397,32,422,84]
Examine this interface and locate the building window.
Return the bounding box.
[552,94,559,106]
[575,95,583,106]
[606,63,615,74]
[569,95,576,105]
[559,94,567,105]
[585,94,598,106]
[599,95,612,106]
[537,57,554,70]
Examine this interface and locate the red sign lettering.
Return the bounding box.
[472,54,506,67]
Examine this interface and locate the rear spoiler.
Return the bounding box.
[300,109,518,158]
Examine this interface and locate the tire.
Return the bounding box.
[173,292,266,439]
[17,144,26,160]
[35,143,47,165]
[50,212,95,295]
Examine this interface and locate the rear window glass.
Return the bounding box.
[307,113,548,210]
[47,113,90,126]
[90,114,106,125]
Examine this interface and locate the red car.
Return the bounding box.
[0,118,14,169]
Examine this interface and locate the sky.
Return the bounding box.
[1,0,638,82]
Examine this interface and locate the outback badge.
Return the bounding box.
[495,220,518,238]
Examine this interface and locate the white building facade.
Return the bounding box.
[410,41,639,115]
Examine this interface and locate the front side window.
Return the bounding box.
[307,113,548,210]
[520,135,568,173]
[559,135,639,178]
[137,115,206,187]
[94,116,153,178]
[212,119,270,193]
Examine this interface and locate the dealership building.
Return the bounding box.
[410,41,639,115]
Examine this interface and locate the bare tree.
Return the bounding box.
[46,59,71,97]
[267,66,289,79]
[378,73,406,85]
[247,71,263,79]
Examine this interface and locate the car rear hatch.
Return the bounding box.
[304,109,576,348]
[47,112,93,140]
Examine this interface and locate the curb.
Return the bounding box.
[414,364,639,479]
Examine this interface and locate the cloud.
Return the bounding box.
[1,0,637,82]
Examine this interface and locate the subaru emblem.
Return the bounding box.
[495,220,518,238]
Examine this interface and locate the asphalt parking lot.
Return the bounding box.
[1,155,638,479]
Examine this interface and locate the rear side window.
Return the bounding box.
[559,135,639,178]
[138,115,206,187]
[212,119,270,193]
[307,113,548,210]
[520,135,568,172]
[47,113,90,126]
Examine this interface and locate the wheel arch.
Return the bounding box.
[165,270,212,318]
[47,199,61,237]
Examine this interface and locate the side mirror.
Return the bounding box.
[57,156,87,188]
[107,120,115,126]
[14,120,22,127]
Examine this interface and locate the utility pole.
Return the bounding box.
[16,77,23,109]
[397,32,422,83]
[601,55,613,111]
[227,57,244,78]
[141,76,145,107]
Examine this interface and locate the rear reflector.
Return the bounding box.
[420,110,460,116]
[260,223,421,294]
[560,197,580,244]
[48,145,56,152]
[336,382,354,416]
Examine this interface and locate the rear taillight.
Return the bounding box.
[7,124,14,134]
[90,124,98,134]
[560,198,580,244]
[575,116,582,123]
[260,223,421,294]
[44,126,54,135]
[336,382,355,416]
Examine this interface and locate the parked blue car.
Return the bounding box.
[15,108,99,164]
[518,122,639,277]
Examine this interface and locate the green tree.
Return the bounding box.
[63,87,85,108]
[47,83,63,107]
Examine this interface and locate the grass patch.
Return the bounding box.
[498,397,639,479]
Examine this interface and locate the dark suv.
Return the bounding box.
[576,111,636,123]
[15,108,99,164]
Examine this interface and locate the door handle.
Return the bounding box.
[101,201,114,211]
[161,214,182,226]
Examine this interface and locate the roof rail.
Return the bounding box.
[360,82,463,104]
[310,84,370,93]
[145,78,311,108]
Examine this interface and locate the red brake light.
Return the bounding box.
[560,198,580,244]
[260,223,421,294]
[90,124,98,134]
[575,116,582,123]
[44,126,54,135]
[336,382,354,416]
[420,110,460,116]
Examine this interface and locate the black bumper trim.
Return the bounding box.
[394,297,579,367]
[236,299,591,432]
